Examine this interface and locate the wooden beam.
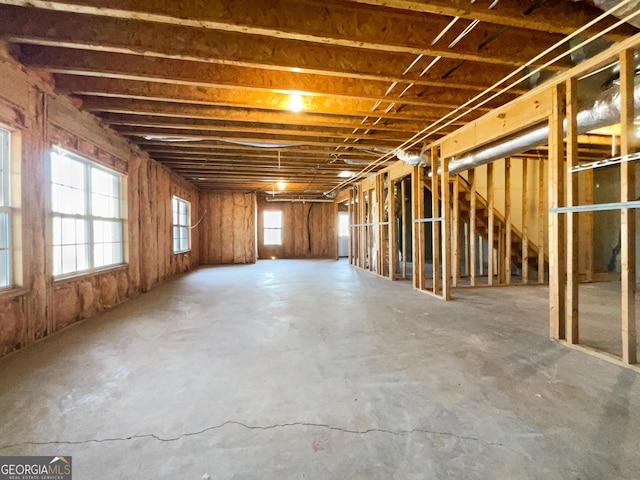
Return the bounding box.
[80,96,464,126]
[548,83,566,341]
[538,159,546,284]
[469,169,477,287]
[620,48,637,365]
[431,147,440,295]
[2,0,575,68]
[412,165,425,290]
[566,77,579,345]
[441,155,451,300]
[389,178,397,281]
[505,158,512,285]
[452,175,460,287]
[401,178,407,279]
[19,46,494,114]
[0,4,528,92]
[522,159,529,285]
[581,168,594,283]
[347,0,635,42]
[487,163,494,286]
[439,89,552,159]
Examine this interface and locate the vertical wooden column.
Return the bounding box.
[522,159,529,284]
[431,147,441,294]
[581,169,594,283]
[469,169,477,286]
[368,188,374,272]
[412,166,425,290]
[389,179,397,280]
[549,83,566,340]
[620,49,637,365]
[464,223,470,278]
[401,178,407,279]
[377,175,385,276]
[441,156,452,300]
[538,159,546,284]
[505,158,512,285]
[347,187,355,265]
[359,187,366,269]
[487,163,495,286]
[452,176,460,287]
[566,77,580,345]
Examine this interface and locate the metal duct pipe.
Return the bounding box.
[445,78,640,175]
[265,196,335,203]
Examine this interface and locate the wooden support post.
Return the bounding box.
[389,178,397,280]
[348,188,353,265]
[469,169,477,286]
[368,188,374,272]
[464,222,470,277]
[358,187,368,269]
[452,176,460,287]
[479,237,484,276]
[401,178,407,279]
[505,158,512,285]
[441,156,452,300]
[487,163,495,286]
[538,159,546,284]
[581,169,594,283]
[549,83,566,340]
[412,166,425,290]
[566,77,579,345]
[377,175,385,276]
[431,147,441,295]
[522,159,529,284]
[620,48,637,364]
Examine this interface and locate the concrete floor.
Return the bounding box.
[0,259,639,479]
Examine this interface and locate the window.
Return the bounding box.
[0,128,11,288]
[263,210,282,246]
[172,196,191,253]
[339,212,349,237]
[51,147,124,277]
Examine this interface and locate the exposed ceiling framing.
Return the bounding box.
[0,0,636,196]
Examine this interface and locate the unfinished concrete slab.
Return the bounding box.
[0,259,639,479]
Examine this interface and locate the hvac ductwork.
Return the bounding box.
[446,78,640,174]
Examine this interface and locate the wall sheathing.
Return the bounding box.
[0,46,199,356]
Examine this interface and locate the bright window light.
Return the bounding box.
[287,94,304,112]
[263,210,283,245]
[339,212,349,237]
[51,147,124,277]
[172,196,191,253]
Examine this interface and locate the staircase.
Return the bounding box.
[453,175,546,274]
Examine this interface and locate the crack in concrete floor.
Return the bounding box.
[0,420,513,451]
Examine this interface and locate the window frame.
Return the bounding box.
[0,126,12,289]
[50,146,126,279]
[263,210,283,246]
[172,195,191,254]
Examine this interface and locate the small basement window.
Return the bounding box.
[172,196,191,253]
[263,210,283,246]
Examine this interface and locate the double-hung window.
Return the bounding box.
[51,147,125,277]
[172,196,190,253]
[263,210,283,246]
[0,128,11,288]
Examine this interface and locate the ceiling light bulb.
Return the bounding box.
[287,94,304,112]
[277,181,286,191]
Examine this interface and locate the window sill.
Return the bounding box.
[0,287,30,301]
[53,263,129,286]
